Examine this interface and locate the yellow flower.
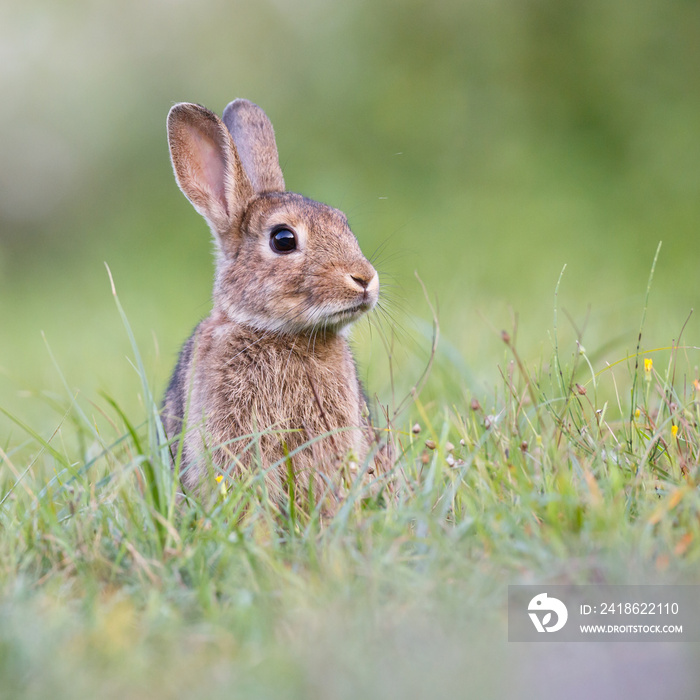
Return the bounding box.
[644,358,653,374]
[671,424,678,439]
[635,408,641,420]
[216,474,227,496]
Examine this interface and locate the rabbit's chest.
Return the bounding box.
[215,337,363,434]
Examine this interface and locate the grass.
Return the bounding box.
[2,256,700,699]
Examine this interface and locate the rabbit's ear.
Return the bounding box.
[167,103,253,233]
[222,99,285,194]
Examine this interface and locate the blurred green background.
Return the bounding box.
[1,0,699,428]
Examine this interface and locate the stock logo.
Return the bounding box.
[528,593,568,633]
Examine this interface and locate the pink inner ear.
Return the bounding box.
[189,126,228,214]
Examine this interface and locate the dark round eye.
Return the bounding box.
[270,227,297,254]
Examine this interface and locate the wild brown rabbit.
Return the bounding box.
[162,99,389,507]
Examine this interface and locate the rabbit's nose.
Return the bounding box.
[350,274,370,289]
[348,268,378,292]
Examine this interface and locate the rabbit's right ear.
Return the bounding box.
[167,103,253,234]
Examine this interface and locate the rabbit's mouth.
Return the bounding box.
[324,301,373,325]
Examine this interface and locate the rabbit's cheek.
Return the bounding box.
[277,293,307,316]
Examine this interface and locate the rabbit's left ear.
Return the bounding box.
[167,102,254,235]
[222,99,285,194]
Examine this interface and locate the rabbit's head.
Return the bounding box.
[167,100,378,335]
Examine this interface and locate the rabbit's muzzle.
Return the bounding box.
[319,268,379,328]
[346,270,379,309]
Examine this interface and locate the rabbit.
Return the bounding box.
[162,99,390,508]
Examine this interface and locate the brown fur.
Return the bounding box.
[163,99,388,507]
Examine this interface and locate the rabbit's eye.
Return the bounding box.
[270,227,297,254]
